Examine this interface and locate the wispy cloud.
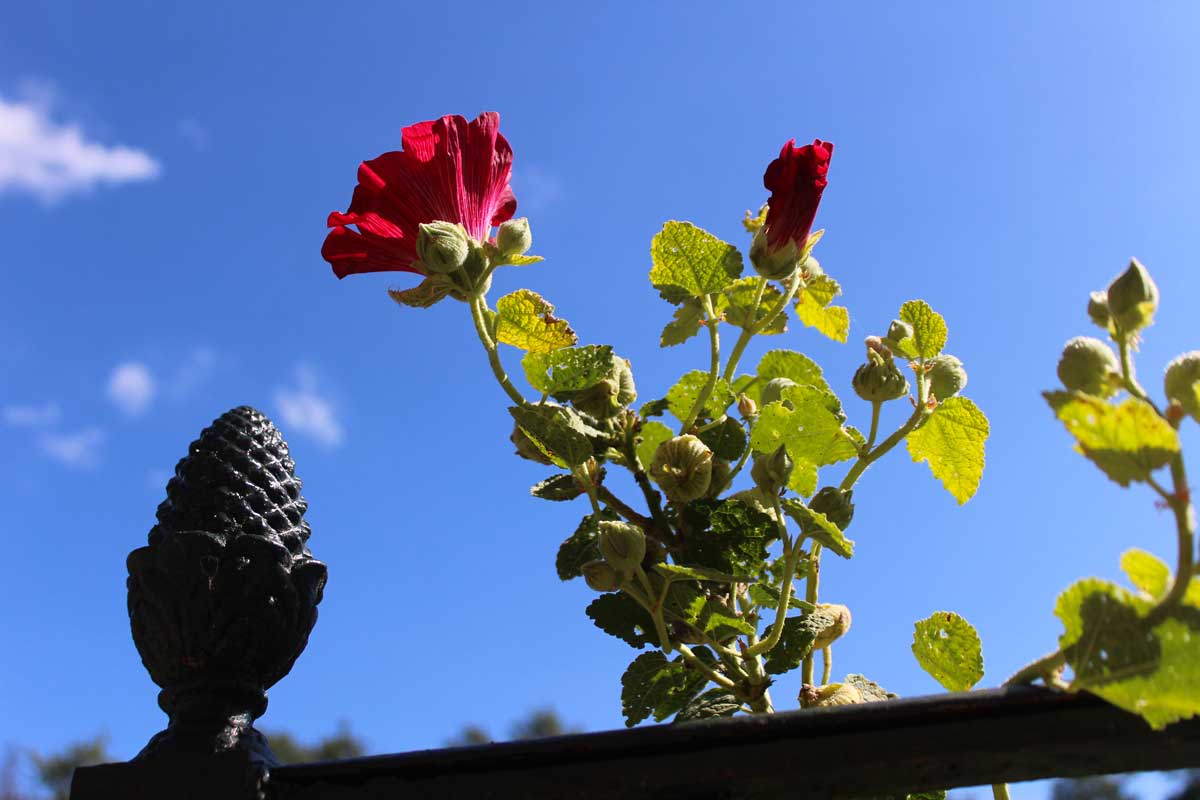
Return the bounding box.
[39,427,105,468]
[167,346,220,400]
[0,87,161,204]
[2,401,61,428]
[107,362,155,416]
[274,367,344,447]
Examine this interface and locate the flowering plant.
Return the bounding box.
[321,112,1198,799]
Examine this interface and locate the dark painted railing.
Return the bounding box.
[70,408,1200,799]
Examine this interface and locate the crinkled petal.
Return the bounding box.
[321,226,423,279]
[764,139,833,252]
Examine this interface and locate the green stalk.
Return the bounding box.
[744,501,805,658]
[680,296,722,433]
[469,295,527,407]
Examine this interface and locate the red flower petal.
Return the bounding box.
[764,139,833,252]
[321,112,518,279]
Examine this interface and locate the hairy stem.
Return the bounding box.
[469,295,527,407]
[801,542,823,685]
[680,296,722,433]
[722,278,768,382]
[744,502,805,658]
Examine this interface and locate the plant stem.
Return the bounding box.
[743,503,805,658]
[597,486,653,530]
[722,278,768,382]
[821,647,832,685]
[801,542,823,685]
[992,783,1012,800]
[676,643,738,691]
[1004,649,1067,686]
[469,295,526,407]
[680,296,722,433]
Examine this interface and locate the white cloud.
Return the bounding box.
[107,362,155,416]
[275,367,344,447]
[0,90,161,203]
[2,401,61,427]
[167,346,219,399]
[39,427,105,468]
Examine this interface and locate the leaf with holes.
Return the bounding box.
[494,289,577,352]
[907,396,989,504]
[912,611,984,691]
[649,221,743,302]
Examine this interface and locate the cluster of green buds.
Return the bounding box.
[582,520,648,592]
[414,216,535,300]
[562,355,638,419]
[852,337,909,403]
[1086,258,1159,337]
[1056,337,1119,397]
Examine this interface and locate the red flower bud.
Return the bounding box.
[762,139,833,255]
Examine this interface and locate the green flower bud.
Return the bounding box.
[808,487,855,530]
[761,377,798,407]
[1087,291,1112,330]
[568,356,637,419]
[737,394,758,418]
[598,520,646,572]
[927,355,968,400]
[495,216,532,259]
[799,682,863,709]
[751,445,793,494]
[1164,351,1200,421]
[1106,258,1159,333]
[416,221,472,274]
[650,434,714,504]
[510,423,553,465]
[749,228,801,281]
[581,559,621,592]
[1057,336,1119,397]
[812,603,852,650]
[886,319,913,343]
[852,351,909,403]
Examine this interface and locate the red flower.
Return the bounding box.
[763,139,833,253]
[321,112,517,279]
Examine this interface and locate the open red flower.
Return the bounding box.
[763,139,833,253]
[321,112,517,279]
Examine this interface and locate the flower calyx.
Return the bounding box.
[852,343,909,403]
[568,356,638,419]
[751,444,794,494]
[494,216,533,260]
[808,487,855,530]
[582,559,623,592]
[811,603,852,650]
[1057,336,1119,398]
[1164,350,1200,422]
[749,228,802,281]
[799,682,864,709]
[598,520,647,572]
[926,355,968,400]
[650,434,714,504]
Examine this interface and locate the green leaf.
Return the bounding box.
[899,300,948,359]
[586,592,660,649]
[750,385,858,479]
[724,277,787,334]
[654,563,753,584]
[794,275,849,343]
[660,300,706,347]
[636,420,674,472]
[906,396,989,504]
[387,276,452,308]
[1089,615,1200,729]
[510,404,594,468]
[530,473,585,502]
[911,611,984,691]
[697,416,747,461]
[666,370,735,423]
[845,673,899,702]
[755,349,833,398]
[521,345,614,395]
[749,582,814,612]
[494,289,577,353]
[554,511,617,580]
[620,649,713,727]
[1122,548,1172,599]
[675,688,741,722]
[679,498,776,576]
[505,253,544,266]
[649,221,743,301]
[764,611,834,675]
[1043,392,1180,487]
[780,498,855,558]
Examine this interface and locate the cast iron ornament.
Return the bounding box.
[125,406,327,772]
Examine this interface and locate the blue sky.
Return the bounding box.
[2,2,1199,797]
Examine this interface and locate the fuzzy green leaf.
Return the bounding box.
[724,277,787,334]
[755,349,833,398]
[494,289,577,353]
[764,612,833,675]
[679,498,776,576]
[750,385,858,476]
[521,345,615,395]
[780,498,855,558]
[530,473,584,502]
[666,370,735,423]
[675,688,741,722]
[554,510,618,580]
[586,592,660,649]
[749,582,815,612]
[649,221,743,301]
[794,275,849,343]
[655,563,753,584]
[906,396,989,504]
[660,300,706,347]
[912,611,984,691]
[504,254,544,266]
[1122,548,1172,599]
[620,649,713,727]
[510,404,594,468]
[898,300,948,359]
[1087,616,1200,730]
[697,416,748,461]
[1044,392,1180,487]
[388,276,452,308]
[636,420,674,472]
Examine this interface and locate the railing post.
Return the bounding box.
[71,406,327,800]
